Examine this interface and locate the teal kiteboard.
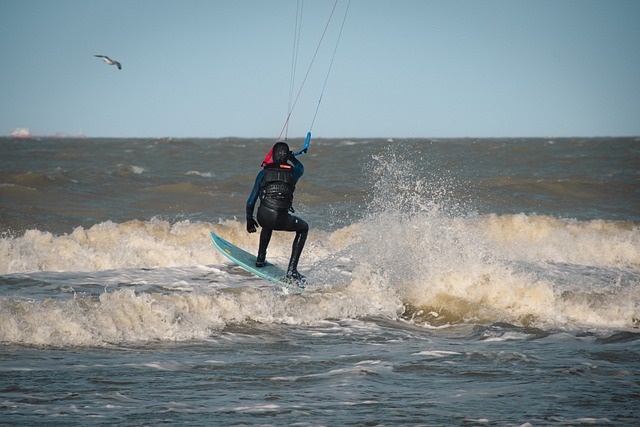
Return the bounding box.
[210,231,305,292]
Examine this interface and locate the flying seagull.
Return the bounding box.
[94,55,122,70]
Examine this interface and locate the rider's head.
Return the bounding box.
[272,142,290,165]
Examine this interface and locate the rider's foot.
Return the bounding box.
[285,270,306,287]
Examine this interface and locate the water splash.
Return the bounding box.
[340,144,640,330]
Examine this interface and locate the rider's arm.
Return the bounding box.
[246,170,264,218]
[290,156,304,183]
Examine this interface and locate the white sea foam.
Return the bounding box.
[116,163,145,174]
[185,170,213,178]
[0,211,638,347]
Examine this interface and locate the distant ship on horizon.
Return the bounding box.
[9,127,31,138]
[8,127,86,139]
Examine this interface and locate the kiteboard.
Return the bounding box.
[210,231,305,292]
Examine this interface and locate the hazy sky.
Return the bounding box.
[1,0,639,138]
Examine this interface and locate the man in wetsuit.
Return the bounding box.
[246,141,308,284]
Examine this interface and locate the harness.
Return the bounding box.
[259,164,295,211]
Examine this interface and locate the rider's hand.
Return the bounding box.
[246,216,259,233]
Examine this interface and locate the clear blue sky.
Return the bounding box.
[1,0,639,138]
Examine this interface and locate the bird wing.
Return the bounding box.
[94,54,121,69]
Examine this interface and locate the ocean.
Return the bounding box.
[1,136,639,426]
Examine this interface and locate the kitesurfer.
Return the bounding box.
[246,142,308,284]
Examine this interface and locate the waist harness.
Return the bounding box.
[260,164,295,210]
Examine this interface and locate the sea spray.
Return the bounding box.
[339,143,640,330]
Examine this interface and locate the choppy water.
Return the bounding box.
[1,137,639,425]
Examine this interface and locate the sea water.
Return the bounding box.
[1,137,639,426]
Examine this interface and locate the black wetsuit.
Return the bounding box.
[246,154,308,279]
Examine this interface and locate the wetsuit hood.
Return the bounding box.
[261,142,290,167]
[272,142,290,165]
